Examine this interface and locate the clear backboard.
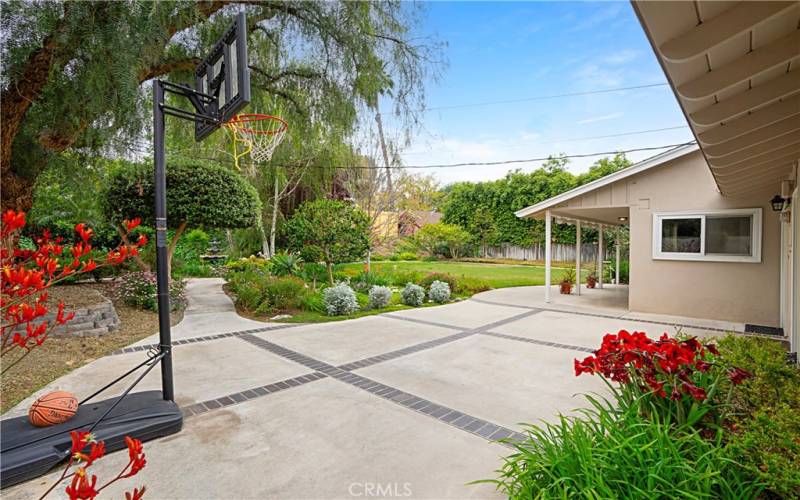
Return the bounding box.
[194,11,251,141]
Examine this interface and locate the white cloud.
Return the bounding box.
[602,49,642,65]
[577,112,624,125]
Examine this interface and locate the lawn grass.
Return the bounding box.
[336,260,584,288]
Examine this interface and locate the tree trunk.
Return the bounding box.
[326,262,334,286]
[366,249,372,273]
[0,172,35,213]
[166,220,188,279]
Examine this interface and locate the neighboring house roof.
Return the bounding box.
[515,143,699,219]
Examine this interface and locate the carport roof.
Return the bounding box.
[514,143,699,220]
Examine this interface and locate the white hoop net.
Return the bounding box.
[224,114,288,175]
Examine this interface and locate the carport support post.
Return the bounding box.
[545,209,552,303]
[598,225,604,289]
[575,221,581,296]
[615,227,621,285]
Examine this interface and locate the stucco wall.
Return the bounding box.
[625,150,781,326]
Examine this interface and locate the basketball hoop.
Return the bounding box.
[224,113,288,174]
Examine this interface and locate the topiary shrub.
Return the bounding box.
[368,285,393,309]
[401,283,425,306]
[323,283,359,316]
[428,280,451,303]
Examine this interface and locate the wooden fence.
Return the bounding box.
[485,243,600,263]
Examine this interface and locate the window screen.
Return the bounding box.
[705,215,752,256]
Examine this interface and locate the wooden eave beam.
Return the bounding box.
[690,70,800,126]
[698,93,800,145]
[677,30,800,100]
[660,2,796,62]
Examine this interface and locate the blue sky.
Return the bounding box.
[387,1,695,184]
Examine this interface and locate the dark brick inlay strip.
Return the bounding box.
[180,371,327,418]
[111,323,303,355]
[481,331,594,353]
[337,331,476,371]
[382,314,464,331]
[469,297,732,333]
[238,333,526,447]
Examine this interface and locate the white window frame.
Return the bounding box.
[652,208,762,263]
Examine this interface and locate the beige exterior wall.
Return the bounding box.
[625,150,781,326]
[552,149,782,325]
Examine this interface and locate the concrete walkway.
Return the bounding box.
[4,280,733,499]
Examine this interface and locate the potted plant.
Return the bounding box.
[586,273,597,289]
[560,268,575,294]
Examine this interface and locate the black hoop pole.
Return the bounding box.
[153,79,175,402]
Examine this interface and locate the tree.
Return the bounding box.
[394,171,444,211]
[470,207,497,258]
[2,1,442,211]
[411,222,472,259]
[442,154,631,247]
[104,159,261,276]
[285,199,370,285]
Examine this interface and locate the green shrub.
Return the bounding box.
[456,276,491,294]
[299,292,326,314]
[488,393,761,499]
[394,251,418,261]
[428,280,451,303]
[719,336,800,497]
[260,276,306,312]
[401,283,425,306]
[419,272,458,292]
[368,285,393,309]
[114,272,185,311]
[231,280,263,312]
[323,283,359,316]
[351,271,391,293]
[271,251,303,277]
[224,256,270,276]
[299,262,328,287]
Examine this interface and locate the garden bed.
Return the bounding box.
[1,282,182,413]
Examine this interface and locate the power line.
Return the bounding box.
[401,124,690,156]
[422,83,670,111]
[176,141,696,170]
[397,142,695,169]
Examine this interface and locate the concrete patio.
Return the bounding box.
[4,279,739,499]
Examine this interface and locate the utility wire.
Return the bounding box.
[168,141,696,170]
[422,83,670,111]
[401,124,690,156]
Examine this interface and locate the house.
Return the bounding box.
[515,1,799,357]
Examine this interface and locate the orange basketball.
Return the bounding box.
[28,391,79,427]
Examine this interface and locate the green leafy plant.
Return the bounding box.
[113,271,185,311]
[285,199,370,285]
[410,222,473,259]
[419,272,458,293]
[104,160,261,276]
[428,280,451,303]
[271,251,303,277]
[225,256,271,276]
[487,392,761,499]
[323,283,359,316]
[401,283,425,306]
[367,285,393,309]
[718,336,800,497]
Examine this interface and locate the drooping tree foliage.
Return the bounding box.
[104,159,260,274]
[442,154,632,246]
[1,0,441,211]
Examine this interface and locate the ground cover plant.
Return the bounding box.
[323,283,359,316]
[401,283,425,306]
[428,280,451,303]
[487,331,799,499]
